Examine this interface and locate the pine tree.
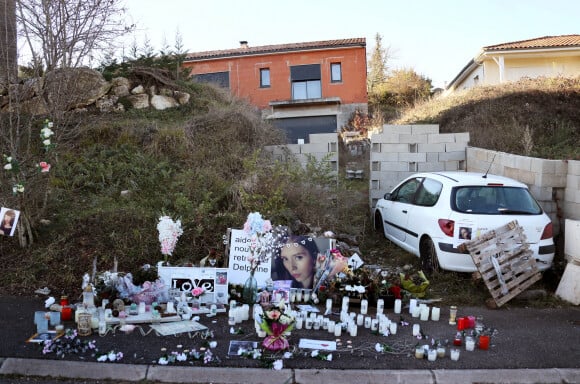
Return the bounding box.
[367,33,389,92]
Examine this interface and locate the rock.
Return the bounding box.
[131,85,144,94]
[110,77,131,97]
[150,94,179,110]
[95,95,119,112]
[44,67,111,110]
[174,91,190,105]
[126,93,149,109]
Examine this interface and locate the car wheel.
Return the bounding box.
[420,237,440,275]
[374,211,386,237]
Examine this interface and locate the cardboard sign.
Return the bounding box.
[227,229,272,286]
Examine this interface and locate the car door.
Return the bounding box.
[383,177,422,242]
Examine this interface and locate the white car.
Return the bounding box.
[373,171,555,273]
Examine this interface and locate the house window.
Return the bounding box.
[260,68,270,88]
[330,63,342,82]
[290,64,322,100]
[192,71,230,89]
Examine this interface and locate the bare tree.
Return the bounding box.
[0,0,17,88]
[16,0,134,71]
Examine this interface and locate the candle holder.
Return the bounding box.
[450,348,460,361]
[449,305,458,325]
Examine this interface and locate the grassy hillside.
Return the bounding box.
[0,80,354,296]
[393,76,580,160]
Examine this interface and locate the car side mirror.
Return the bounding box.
[384,192,392,200]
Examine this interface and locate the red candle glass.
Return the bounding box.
[467,315,476,329]
[453,333,462,346]
[60,296,72,321]
[479,335,490,350]
[457,317,467,331]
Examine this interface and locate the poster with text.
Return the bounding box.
[0,207,20,237]
[453,219,477,248]
[227,228,272,286]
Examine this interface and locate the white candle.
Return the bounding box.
[360,299,368,315]
[389,321,398,335]
[241,304,250,321]
[166,301,175,313]
[322,317,329,329]
[305,318,313,330]
[296,290,303,302]
[412,306,421,318]
[341,296,349,312]
[431,307,440,321]
[357,314,364,326]
[409,299,417,314]
[295,317,303,329]
[349,324,358,337]
[437,346,446,358]
[334,323,342,336]
[376,299,384,315]
[371,319,379,331]
[427,349,437,361]
[450,348,460,361]
[326,298,333,312]
[420,306,430,321]
[364,316,372,328]
[328,320,335,333]
[289,289,297,303]
[412,323,421,336]
[465,336,475,351]
[257,329,266,337]
[394,299,402,314]
[379,320,389,334]
[303,289,311,302]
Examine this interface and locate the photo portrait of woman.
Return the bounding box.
[0,208,17,236]
[273,235,319,289]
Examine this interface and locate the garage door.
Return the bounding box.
[273,115,337,144]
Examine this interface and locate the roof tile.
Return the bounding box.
[185,38,366,61]
[484,34,580,51]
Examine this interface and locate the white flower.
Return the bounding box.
[3,163,12,170]
[97,354,108,362]
[283,352,293,359]
[272,359,283,370]
[251,349,262,359]
[157,215,183,256]
[355,285,366,293]
[311,350,319,357]
[326,354,333,361]
[176,352,187,361]
[6,156,12,162]
[48,121,54,128]
[158,356,169,365]
[42,139,51,146]
[375,343,383,352]
[107,351,117,361]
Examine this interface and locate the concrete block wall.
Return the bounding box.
[369,125,470,208]
[466,147,580,235]
[264,133,338,173]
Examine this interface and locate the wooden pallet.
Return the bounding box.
[461,220,542,307]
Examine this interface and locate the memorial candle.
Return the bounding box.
[394,299,402,314]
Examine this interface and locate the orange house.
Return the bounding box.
[182,38,368,143]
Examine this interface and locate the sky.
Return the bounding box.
[122,0,580,89]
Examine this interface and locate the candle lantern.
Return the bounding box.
[449,305,458,325]
[431,307,440,321]
[394,299,402,314]
[77,306,92,336]
[450,348,460,361]
[479,335,490,350]
[82,284,95,307]
[465,336,475,351]
[360,299,368,315]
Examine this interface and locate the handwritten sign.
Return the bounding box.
[227,228,272,286]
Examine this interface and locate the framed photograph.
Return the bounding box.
[228,340,259,356]
[26,330,62,343]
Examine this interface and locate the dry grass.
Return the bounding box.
[393,76,580,159]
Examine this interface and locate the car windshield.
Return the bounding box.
[453,186,542,215]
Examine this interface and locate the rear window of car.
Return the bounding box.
[453,186,542,215]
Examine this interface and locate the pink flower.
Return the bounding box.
[39,161,51,172]
[192,287,204,297]
[262,220,272,232]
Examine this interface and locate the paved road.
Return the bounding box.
[0,296,579,383]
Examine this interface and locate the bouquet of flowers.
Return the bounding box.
[243,212,274,275]
[157,215,183,263]
[258,302,295,352]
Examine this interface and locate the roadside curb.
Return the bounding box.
[1,358,579,384]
